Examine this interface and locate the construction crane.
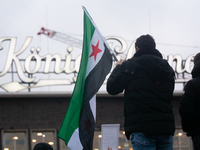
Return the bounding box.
[37,27,83,48]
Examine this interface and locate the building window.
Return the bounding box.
[2,130,28,150]
[31,129,57,150]
[59,139,70,150]
[118,131,133,150]
[173,128,193,150]
[92,130,133,150]
[93,130,101,150]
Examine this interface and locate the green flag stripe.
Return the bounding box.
[58,11,95,145]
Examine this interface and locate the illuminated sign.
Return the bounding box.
[0,36,194,92]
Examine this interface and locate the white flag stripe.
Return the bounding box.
[85,30,105,78]
[89,95,96,120]
[67,128,83,149]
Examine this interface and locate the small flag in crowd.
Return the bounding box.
[58,6,113,150]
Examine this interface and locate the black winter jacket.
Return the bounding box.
[179,61,200,137]
[107,48,175,139]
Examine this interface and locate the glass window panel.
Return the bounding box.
[31,130,56,150]
[59,140,70,150]
[173,128,193,150]
[173,136,179,147]
[118,131,132,150]
[93,131,101,150]
[3,131,27,150]
[92,130,133,150]
[180,132,189,146]
[4,133,14,150]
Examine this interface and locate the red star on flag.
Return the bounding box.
[89,41,102,61]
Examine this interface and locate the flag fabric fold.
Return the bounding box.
[58,6,113,150]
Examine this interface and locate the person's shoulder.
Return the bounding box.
[137,55,165,65]
[188,77,200,87]
[184,78,199,91]
[121,57,139,66]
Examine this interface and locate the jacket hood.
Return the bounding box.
[133,48,163,58]
[192,60,200,78]
[136,55,174,82]
[132,48,174,82]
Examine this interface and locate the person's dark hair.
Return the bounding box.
[33,142,53,150]
[194,53,200,65]
[135,34,156,50]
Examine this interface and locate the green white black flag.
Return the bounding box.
[58,6,113,150]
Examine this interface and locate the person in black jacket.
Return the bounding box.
[179,53,200,150]
[107,34,175,150]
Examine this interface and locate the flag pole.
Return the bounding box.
[82,6,118,61]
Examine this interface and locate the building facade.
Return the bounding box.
[0,92,193,150]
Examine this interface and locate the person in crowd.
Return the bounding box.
[33,142,53,150]
[107,34,175,150]
[179,52,200,150]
